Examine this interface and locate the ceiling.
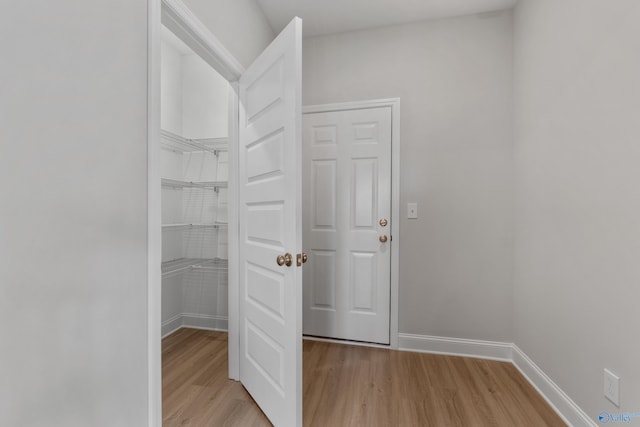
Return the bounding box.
[255,0,517,37]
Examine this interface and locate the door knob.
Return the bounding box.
[277,253,293,267]
[379,218,388,227]
[284,253,293,266]
[379,235,388,243]
[296,252,309,267]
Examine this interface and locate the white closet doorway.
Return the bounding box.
[148,1,303,426]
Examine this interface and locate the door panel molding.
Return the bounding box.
[302,98,400,349]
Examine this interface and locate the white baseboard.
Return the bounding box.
[161,313,228,338]
[182,313,228,331]
[161,314,183,338]
[512,345,596,427]
[398,333,512,362]
[399,333,595,426]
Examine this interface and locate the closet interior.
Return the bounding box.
[160,26,231,338]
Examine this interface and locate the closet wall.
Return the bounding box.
[160,29,230,337]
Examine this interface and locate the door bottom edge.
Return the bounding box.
[303,334,390,348]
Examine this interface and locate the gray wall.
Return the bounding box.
[0,0,273,425]
[513,0,640,421]
[303,12,515,341]
[0,1,148,425]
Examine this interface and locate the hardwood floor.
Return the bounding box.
[162,328,270,426]
[163,329,566,426]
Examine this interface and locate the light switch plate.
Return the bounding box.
[604,368,620,406]
[407,203,418,219]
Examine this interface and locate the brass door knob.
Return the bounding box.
[283,253,293,267]
[379,235,388,243]
[277,253,293,267]
[296,252,309,267]
[379,218,388,227]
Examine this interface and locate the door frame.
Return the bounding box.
[147,0,244,423]
[302,99,401,349]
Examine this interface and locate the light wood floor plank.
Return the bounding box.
[163,329,566,426]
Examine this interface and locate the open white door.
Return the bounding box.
[238,17,302,427]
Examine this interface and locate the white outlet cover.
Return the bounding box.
[604,368,620,406]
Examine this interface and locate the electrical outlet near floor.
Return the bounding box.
[604,368,620,406]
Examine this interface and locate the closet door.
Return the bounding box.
[238,17,302,427]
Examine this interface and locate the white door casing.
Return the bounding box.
[302,107,392,344]
[238,17,302,427]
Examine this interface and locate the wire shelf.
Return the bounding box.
[160,130,228,154]
[194,137,229,153]
[162,222,228,231]
[162,257,228,276]
[161,178,228,189]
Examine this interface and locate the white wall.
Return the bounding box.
[160,37,186,333]
[161,33,230,139]
[303,13,514,341]
[0,1,148,425]
[182,55,229,139]
[0,0,273,425]
[513,0,640,422]
[161,38,184,135]
[182,0,275,69]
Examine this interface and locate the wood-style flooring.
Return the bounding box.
[162,328,566,426]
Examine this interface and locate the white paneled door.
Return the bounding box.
[238,18,302,427]
[302,107,392,344]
